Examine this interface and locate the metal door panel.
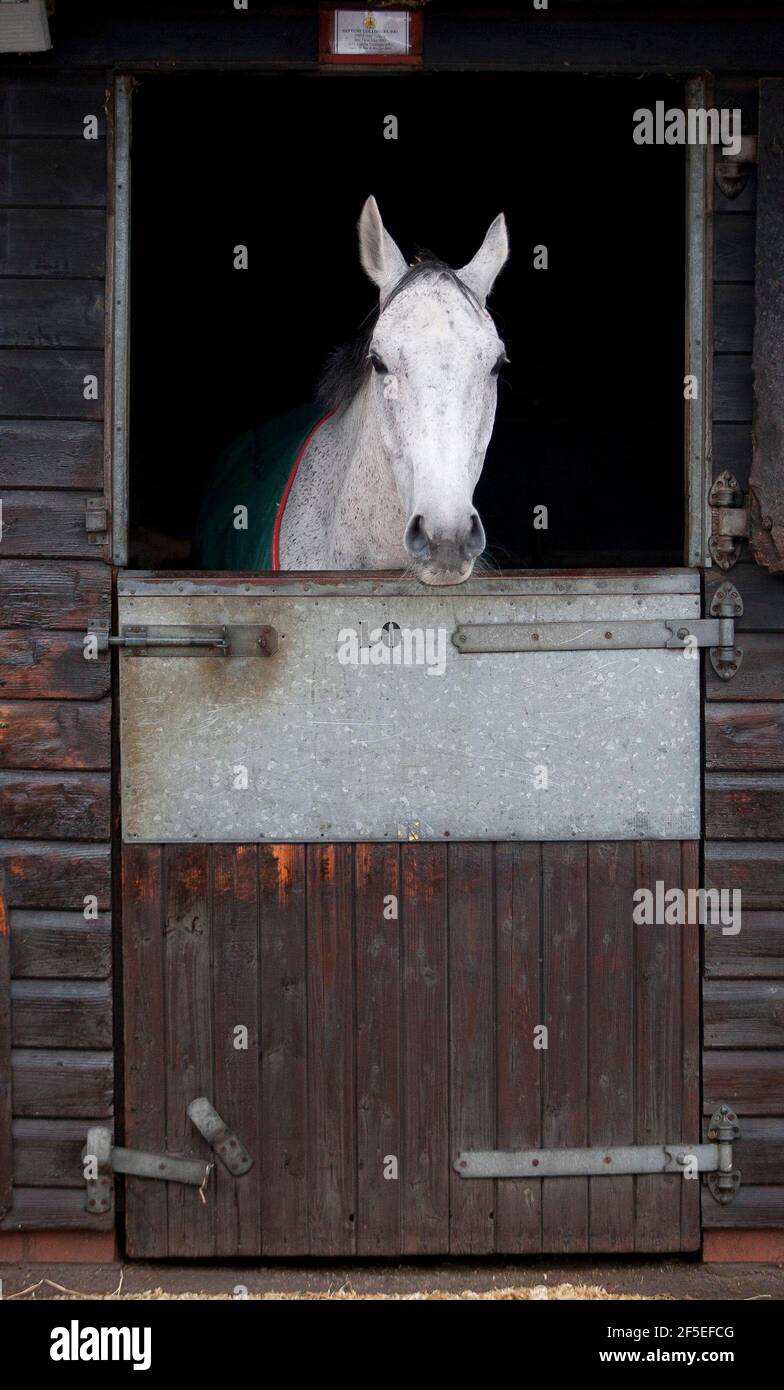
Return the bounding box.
[118,576,701,842]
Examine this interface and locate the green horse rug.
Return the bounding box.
[193,403,329,571]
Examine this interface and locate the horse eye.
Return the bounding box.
[370,352,388,374]
[491,352,510,376]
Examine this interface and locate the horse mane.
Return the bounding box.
[317,254,481,414]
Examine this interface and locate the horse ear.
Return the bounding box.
[458,213,509,304]
[358,196,408,298]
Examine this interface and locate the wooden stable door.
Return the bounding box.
[118,571,701,1256]
[122,839,699,1257]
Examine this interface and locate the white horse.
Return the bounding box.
[279,197,509,585]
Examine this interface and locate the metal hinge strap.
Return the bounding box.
[452,583,743,681]
[455,1107,741,1205]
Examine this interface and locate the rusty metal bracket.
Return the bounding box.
[82,1126,212,1215]
[708,580,744,682]
[85,497,109,547]
[188,1098,254,1176]
[715,134,757,200]
[709,472,749,569]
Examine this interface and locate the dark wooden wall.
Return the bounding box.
[0,75,113,1233]
[704,79,784,1234]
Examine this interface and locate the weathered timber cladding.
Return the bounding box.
[749,81,784,573]
[704,80,784,1230]
[122,841,699,1259]
[0,71,112,1234]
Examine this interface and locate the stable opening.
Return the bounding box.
[128,73,686,570]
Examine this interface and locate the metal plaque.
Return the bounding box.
[118,574,701,843]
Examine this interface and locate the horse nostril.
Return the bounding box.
[463,511,486,559]
[404,514,431,558]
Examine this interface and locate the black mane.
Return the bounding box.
[317,255,481,414]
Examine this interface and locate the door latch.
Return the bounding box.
[82,1126,212,1215]
[86,617,278,658]
[82,1101,254,1214]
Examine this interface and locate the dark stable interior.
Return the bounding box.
[129,73,686,569]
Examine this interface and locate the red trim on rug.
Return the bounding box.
[271,410,334,571]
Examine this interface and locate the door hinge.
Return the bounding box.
[455,1106,741,1205]
[715,134,757,201]
[86,618,278,658]
[709,472,749,570]
[85,497,109,546]
[82,1101,253,1214]
[452,583,744,681]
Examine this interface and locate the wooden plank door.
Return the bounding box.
[122,838,699,1257]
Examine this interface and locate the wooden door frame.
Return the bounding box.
[106,68,715,572]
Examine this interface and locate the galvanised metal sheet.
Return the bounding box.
[118,579,701,842]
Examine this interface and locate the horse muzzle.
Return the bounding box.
[404,511,486,585]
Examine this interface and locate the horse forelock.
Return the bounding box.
[317,256,483,414]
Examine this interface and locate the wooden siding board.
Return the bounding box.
[0,699,110,771]
[0,630,109,700]
[11,979,112,1049]
[634,841,683,1252]
[163,844,215,1258]
[704,980,784,1049]
[702,1185,784,1229]
[587,842,636,1252]
[0,350,103,420]
[13,1117,113,1188]
[0,421,103,487]
[0,81,107,138]
[706,704,784,769]
[0,281,104,349]
[0,865,10,1218]
[211,844,261,1257]
[680,841,701,1251]
[541,843,589,1254]
[306,844,356,1256]
[448,842,496,1256]
[354,843,401,1256]
[258,843,309,1255]
[0,560,109,630]
[0,139,106,207]
[714,283,754,353]
[713,354,753,422]
[0,492,105,559]
[706,773,784,840]
[11,1049,113,1119]
[705,911,784,979]
[706,636,784,701]
[0,1186,112,1231]
[0,841,110,910]
[0,771,110,841]
[713,1116,784,1185]
[122,845,167,1259]
[714,213,755,283]
[712,423,753,491]
[494,842,542,1254]
[0,208,105,276]
[703,1052,784,1116]
[705,842,784,909]
[10,910,111,979]
[749,79,784,574]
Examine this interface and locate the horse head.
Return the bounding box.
[358,195,509,585]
